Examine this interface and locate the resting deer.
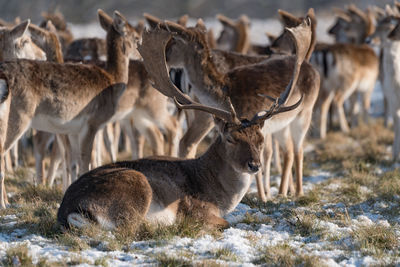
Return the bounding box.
[0,10,139,208]
[56,19,310,230]
[145,16,318,202]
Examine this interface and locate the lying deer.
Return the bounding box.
[0,10,139,208]
[56,18,311,230]
[157,15,318,200]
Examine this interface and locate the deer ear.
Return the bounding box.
[278,9,302,27]
[46,20,57,34]
[98,9,113,31]
[214,117,227,135]
[10,19,30,39]
[113,11,128,36]
[196,19,207,32]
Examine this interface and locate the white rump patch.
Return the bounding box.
[67,213,90,228]
[95,215,116,230]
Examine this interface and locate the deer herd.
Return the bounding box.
[0,2,398,230]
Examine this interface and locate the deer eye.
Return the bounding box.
[226,137,236,144]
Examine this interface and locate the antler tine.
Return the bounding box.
[250,17,311,124]
[138,26,239,124]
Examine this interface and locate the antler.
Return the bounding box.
[249,17,312,124]
[137,26,240,124]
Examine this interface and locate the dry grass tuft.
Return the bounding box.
[352,223,400,256]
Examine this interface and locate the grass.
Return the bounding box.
[1,119,400,265]
[291,212,323,238]
[211,247,239,262]
[352,223,400,256]
[253,243,295,266]
[155,253,192,267]
[2,244,33,267]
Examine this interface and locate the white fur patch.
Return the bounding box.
[95,215,116,230]
[146,202,176,225]
[67,213,90,228]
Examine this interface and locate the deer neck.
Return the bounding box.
[105,31,129,84]
[45,34,64,63]
[188,137,252,215]
[182,48,230,110]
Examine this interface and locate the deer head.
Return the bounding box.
[366,5,400,45]
[98,9,141,61]
[0,20,46,61]
[216,14,251,53]
[328,5,375,44]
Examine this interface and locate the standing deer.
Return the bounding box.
[0,10,139,208]
[368,7,400,160]
[56,19,310,230]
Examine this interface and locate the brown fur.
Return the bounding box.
[57,122,264,229]
[0,10,139,209]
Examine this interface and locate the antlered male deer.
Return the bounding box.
[56,19,310,229]
[155,14,318,200]
[0,10,140,208]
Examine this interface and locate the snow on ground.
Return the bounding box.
[1,166,399,266]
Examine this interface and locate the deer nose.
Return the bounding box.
[247,161,260,173]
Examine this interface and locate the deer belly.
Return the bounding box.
[145,200,177,225]
[31,114,88,134]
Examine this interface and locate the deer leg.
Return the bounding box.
[10,142,18,169]
[362,88,373,124]
[262,134,273,199]
[319,91,334,139]
[272,136,282,174]
[179,110,214,158]
[67,134,80,184]
[1,151,6,209]
[103,123,117,162]
[290,110,312,197]
[275,127,294,197]
[393,110,400,161]
[335,93,350,133]
[164,115,181,157]
[47,138,62,187]
[146,125,164,156]
[78,127,97,177]
[120,118,138,159]
[349,92,360,128]
[33,131,54,185]
[4,150,12,173]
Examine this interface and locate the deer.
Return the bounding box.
[273,8,378,139]
[143,14,319,202]
[62,20,180,164]
[0,20,47,172]
[367,6,400,161]
[56,18,311,230]
[39,11,73,53]
[0,10,140,209]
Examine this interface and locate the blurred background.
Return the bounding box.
[0,0,393,23]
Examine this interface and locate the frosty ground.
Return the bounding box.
[1,18,400,266]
